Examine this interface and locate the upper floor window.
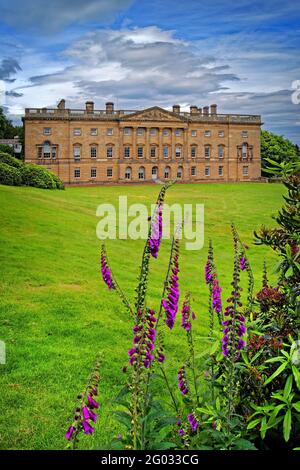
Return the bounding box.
[43,141,51,158]
[90,145,97,159]
[175,146,182,158]
[218,131,225,138]
[137,128,144,136]
[218,145,225,159]
[73,145,81,159]
[150,128,157,136]
[163,129,170,136]
[90,128,98,136]
[191,146,197,158]
[107,146,113,158]
[123,127,131,135]
[242,131,248,138]
[191,130,197,137]
[242,143,248,159]
[137,146,143,158]
[163,146,169,158]
[73,128,81,136]
[107,128,113,136]
[204,130,211,137]
[150,146,156,158]
[51,146,57,159]
[175,128,182,136]
[124,146,130,158]
[204,145,211,158]
[43,127,51,135]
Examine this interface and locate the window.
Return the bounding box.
[163,146,169,158]
[242,131,248,138]
[90,128,98,136]
[177,167,183,179]
[191,146,197,158]
[150,146,156,158]
[218,146,224,159]
[205,166,210,177]
[90,146,97,158]
[107,168,113,178]
[74,168,81,178]
[125,167,132,180]
[43,127,51,135]
[107,146,113,158]
[124,146,130,158]
[150,128,157,136]
[175,146,182,158]
[43,141,51,158]
[137,147,143,158]
[218,131,224,138]
[37,146,42,159]
[175,128,182,136]
[243,166,249,176]
[204,130,211,137]
[74,145,81,160]
[164,166,171,179]
[107,128,113,136]
[204,146,211,158]
[163,129,170,136]
[218,166,224,177]
[191,166,196,176]
[137,128,144,136]
[51,146,57,159]
[123,127,130,135]
[73,128,81,136]
[242,143,248,159]
[152,166,158,179]
[138,167,145,180]
[91,168,97,178]
[191,130,197,137]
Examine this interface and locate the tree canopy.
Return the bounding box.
[261,130,300,172]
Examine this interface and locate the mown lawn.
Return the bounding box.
[0,182,284,449]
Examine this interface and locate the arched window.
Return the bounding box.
[138,166,145,180]
[152,166,158,180]
[43,141,51,159]
[191,145,197,158]
[164,166,171,179]
[177,166,183,179]
[204,145,211,159]
[125,167,132,180]
[90,144,98,159]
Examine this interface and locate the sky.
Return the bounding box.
[0,0,299,143]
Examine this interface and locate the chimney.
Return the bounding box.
[172,104,180,114]
[198,107,202,115]
[203,106,209,116]
[106,102,114,114]
[210,104,217,115]
[190,105,198,115]
[86,101,94,113]
[57,99,65,110]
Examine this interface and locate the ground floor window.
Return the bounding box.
[205,166,210,176]
[138,167,145,180]
[74,168,80,178]
[125,167,132,179]
[91,168,97,178]
[191,166,196,176]
[177,167,183,179]
[219,166,224,176]
[107,168,113,177]
[164,166,171,179]
[243,166,249,176]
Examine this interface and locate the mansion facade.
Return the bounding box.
[23,100,262,184]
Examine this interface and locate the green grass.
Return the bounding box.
[0,182,284,449]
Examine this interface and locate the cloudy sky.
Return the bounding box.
[0,0,299,143]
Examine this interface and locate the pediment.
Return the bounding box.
[120,106,187,122]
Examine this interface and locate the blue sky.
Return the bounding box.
[0,0,299,143]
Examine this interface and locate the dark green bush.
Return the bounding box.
[0,162,22,186]
[0,151,24,169]
[21,164,57,189]
[0,144,15,156]
[50,172,65,190]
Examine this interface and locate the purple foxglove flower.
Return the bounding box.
[87,395,100,409]
[240,257,246,271]
[88,410,97,423]
[187,413,199,432]
[82,406,90,420]
[65,426,75,440]
[100,248,115,290]
[149,203,163,258]
[82,420,94,435]
[157,352,166,363]
[128,347,136,357]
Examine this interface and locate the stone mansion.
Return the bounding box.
[23,99,262,184]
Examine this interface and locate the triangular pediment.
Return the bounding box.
[120,106,187,122]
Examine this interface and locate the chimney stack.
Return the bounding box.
[86,101,94,113]
[172,104,180,114]
[106,102,114,114]
[57,99,65,110]
[190,105,198,115]
[210,104,217,115]
[203,106,209,116]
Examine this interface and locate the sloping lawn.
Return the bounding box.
[0,182,283,449]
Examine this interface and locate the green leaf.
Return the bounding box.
[283,409,292,442]
[292,366,300,390]
[284,375,293,399]
[247,418,261,430]
[264,362,288,385]
[154,442,177,450]
[292,402,300,413]
[260,416,267,439]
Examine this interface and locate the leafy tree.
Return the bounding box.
[261,130,300,174]
[0,107,15,139]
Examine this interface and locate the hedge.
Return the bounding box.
[0,144,15,156]
[0,162,22,186]
[0,151,23,169]
[21,164,58,189]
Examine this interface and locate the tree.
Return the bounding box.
[261,130,300,174]
[0,107,15,139]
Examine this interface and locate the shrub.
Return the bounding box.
[0,144,14,156]
[0,151,24,169]
[21,164,57,189]
[50,172,65,190]
[0,162,22,186]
